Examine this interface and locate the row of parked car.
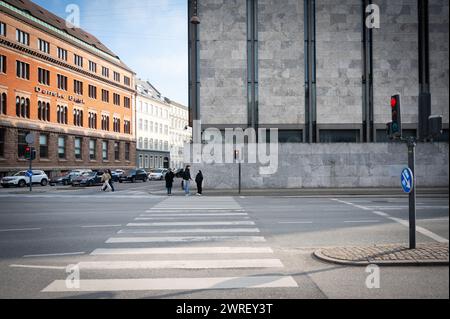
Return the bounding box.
[0,168,177,188]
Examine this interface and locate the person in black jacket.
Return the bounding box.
[183,165,192,196]
[165,169,175,196]
[195,170,204,196]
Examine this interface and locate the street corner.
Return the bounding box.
[313,243,449,267]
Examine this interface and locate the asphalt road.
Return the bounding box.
[0,182,448,299]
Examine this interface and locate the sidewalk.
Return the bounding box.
[149,187,449,197]
[314,243,449,266]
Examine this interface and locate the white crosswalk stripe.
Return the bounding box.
[40,196,298,294]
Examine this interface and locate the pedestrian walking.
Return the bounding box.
[107,169,115,192]
[183,165,192,196]
[101,170,112,192]
[165,168,175,196]
[195,170,204,196]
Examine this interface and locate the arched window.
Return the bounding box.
[38,101,42,120]
[20,98,25,118]
[0,93,6,115]
[46,103,50,122]
[57,106,61,123]
[16,97,20,117]
[64,107,68,124]
[25,98,30,118]
[80,110,83,127]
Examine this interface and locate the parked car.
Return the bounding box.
[119,169,148,183]
[111,169,125,182]
[49,172,81,186]
[71,171,104,187]
[148,168,168,180]
[1,170,49,188]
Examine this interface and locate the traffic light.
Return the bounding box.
[24,147,36,160]
[390,94,402,138]
[24,146,32,160]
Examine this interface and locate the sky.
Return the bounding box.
[33,0,188,105]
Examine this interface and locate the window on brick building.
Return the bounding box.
[17,130,27,159]
[102,89,109,102]
[15,97,30,118]
[0,128,5,158]
[89,112,97,129]
[88,85,97,99]
[16,29,29,46]
[0,22,6,37]
[38,39,50,54]
[124,76,131,87]
[102,141,108,160]
[114,142,120,161]
[74,80,83,95]
[102,66,109,78]
[74,137,82,160]
[57,47,67,61]
[57,74,68,91]
[57,105,68,124]
[74,54,83,68]
[0,55,6,73]
[125,143,130,161]
[0,93,6,115]
[38,68,50,86]
[89,139,96,160]
[113,93,120,106]
[58,136,66,159]
[113,71,120,82]
[89,61,97,73]
[73,109,83,127]
[124,97,130,109]
[39,134,48,159]
[37,101,50,122]
[16,61,30,80]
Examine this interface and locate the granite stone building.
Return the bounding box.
[0,0,136,178]
[186,0,449,189]
[188,0,449,143]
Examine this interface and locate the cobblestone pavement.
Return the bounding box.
[314,243,449,266]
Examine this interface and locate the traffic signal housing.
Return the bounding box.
[390,94,402,139]
[24,146,36,161]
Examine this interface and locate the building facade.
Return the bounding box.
[135,79,171,170]
[169,99,191,169]
[188,0,449,143]
[0,0,136,178]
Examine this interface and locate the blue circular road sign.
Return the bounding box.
[401,168,414,194]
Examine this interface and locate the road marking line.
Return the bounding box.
[91,246,273,256]
[118,228,261,234]
[278,221,313,224]
[24,252,86,258]
[42,276,298,292]
[106,236,266,243]
[149,208,244,211]
[343,220,380,223]
[372,211,389,217]
[0,228,41,233]
[10,264,66,270]
[135,216,250,221]
[332,199,449,243]
[140,213,249,217]
[76,259,283,270]
[127,221,255,227]
[81,225,122,228]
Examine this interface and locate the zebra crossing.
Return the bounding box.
[41,196,298,294]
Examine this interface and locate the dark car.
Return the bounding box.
[111,169,125,182]
[50,172,80,186]
[71,171,104,187]
[119,169,148,183]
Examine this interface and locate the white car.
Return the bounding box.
[1,170,49,188]
[148,169,168,180]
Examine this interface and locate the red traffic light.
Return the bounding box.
[391,97,398,108]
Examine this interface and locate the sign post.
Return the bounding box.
[401,138,416,249]
[235,150,241,194]
[25,133,35,192]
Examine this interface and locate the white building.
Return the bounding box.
[135,79,171,170]
[168,100,191,169]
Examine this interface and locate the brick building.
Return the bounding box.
[0,0,136,177]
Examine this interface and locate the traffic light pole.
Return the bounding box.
[29,151,32,192]
[406,137,417,249]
